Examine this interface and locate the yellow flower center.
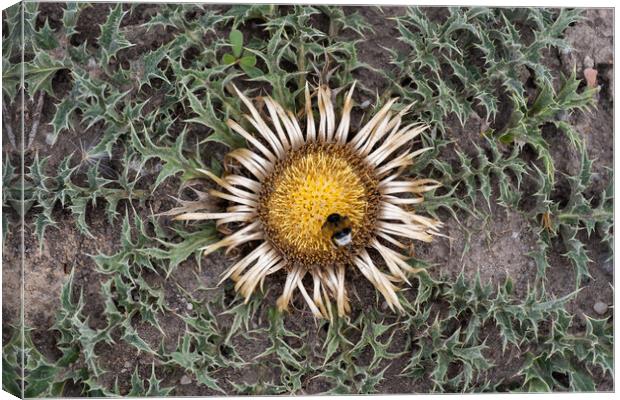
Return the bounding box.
[268,152,366,252]
[258,143,379,265]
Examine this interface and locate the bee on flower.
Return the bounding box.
[171,81,442,318]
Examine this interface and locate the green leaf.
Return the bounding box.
[63,3,90,37]
[130,124,203,190]
[196,371,224,393]
[569,369,596,391]
[133,46,170,89]
[527,377,551,392]
[2,358,22,397]
[150,228,217,276]
[239,55,256,68]
[222,53,236,65]
[24,379,52,398]
[25,52,66,96]
[183,84,244,148]
[121,320,158,356]
[128,367,145,396]
[2,57,21,98]
[99,4,134,64]
[240,64,263,79]
[146,363,174,396]
[34,20,60,50]
[229,29,244,58]
[49,97,77,145]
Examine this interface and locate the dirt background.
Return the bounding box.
[2,4,614,395]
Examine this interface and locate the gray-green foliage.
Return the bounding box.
[528,145,613,287]
[2,4,613,396]
[387,8,584,131]
[2,324,81,398]
[496,69,597,182]
[2,156,21,243]
[26,152,144,242]
[391,8,608,289]
[518,314,613,391]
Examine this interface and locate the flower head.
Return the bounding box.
[174,83,442,318]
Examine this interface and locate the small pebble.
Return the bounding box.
[186,302,193,311]
[555,110,569,121]
[584,68,598,88]
[45,133,56,145]
[180,375,192,385]
[511,231,519,239]
[87,57,98,69]
[593,301,608,315]
[123,361,132,369]
[360,99,371,109]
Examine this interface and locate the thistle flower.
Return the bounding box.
[173,83,442,318]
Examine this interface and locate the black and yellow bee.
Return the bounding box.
[322,213,353,247]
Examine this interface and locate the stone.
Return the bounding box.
[584,68,598,88]
[593,301,608,315]
[45,133,56,145]
[180,375,192,385]
[186,302,193,311]
[555,110,569,121]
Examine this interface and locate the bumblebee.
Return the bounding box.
[322,213,353,247]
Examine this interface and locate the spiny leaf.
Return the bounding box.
[183,83,245,148]
[130,124,204,190]
[24,52,67,96]
[145,363,174,396]
[63,2,90,37]
[127,367,145,396]
[99,4,134,64]
[131,47,171,89]
[121,319,159,356]
[49,96,78,145]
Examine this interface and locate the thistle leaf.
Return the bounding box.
[99,4,134,64]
